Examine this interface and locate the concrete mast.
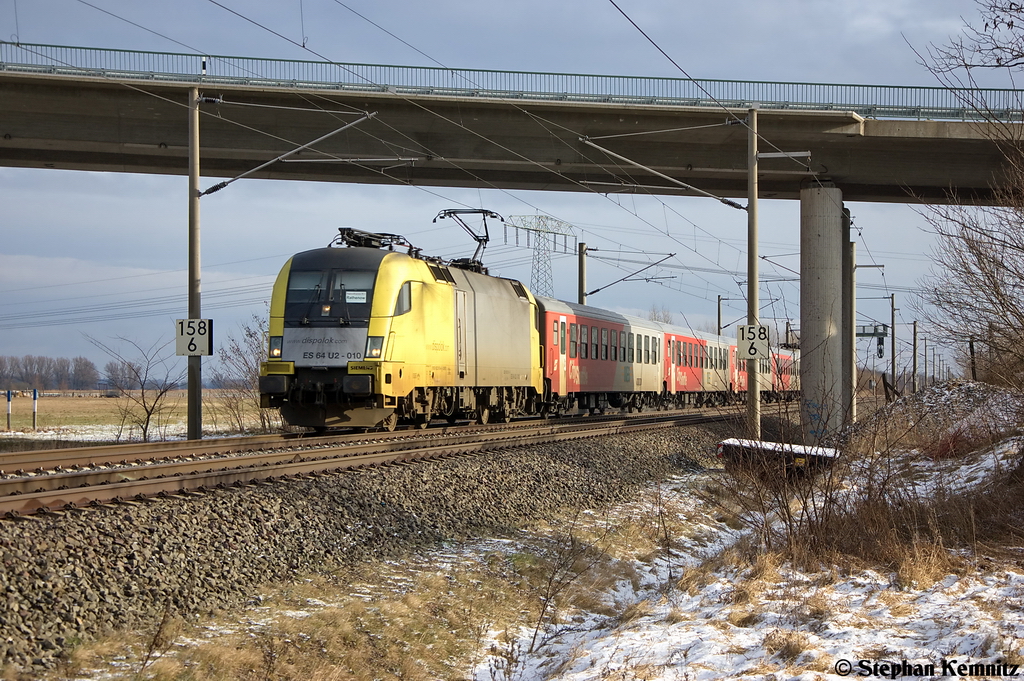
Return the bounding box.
[747,107,760,439]
[187,87,202,441]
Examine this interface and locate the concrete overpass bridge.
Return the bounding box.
[2,41,1021,440]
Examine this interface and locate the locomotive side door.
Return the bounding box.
[558,315,567,396]
[455,289,468,381]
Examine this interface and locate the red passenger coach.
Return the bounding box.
[533,297,799,413]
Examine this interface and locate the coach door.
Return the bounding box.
[559,316,567,396]
[668,338,676,393]
[455,290,468,380]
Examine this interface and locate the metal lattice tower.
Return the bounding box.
[505,216,577,297]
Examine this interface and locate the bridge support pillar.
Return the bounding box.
[800,182,845,443]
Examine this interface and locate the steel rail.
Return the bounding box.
[0,406,724,472]
[0,409,740,517]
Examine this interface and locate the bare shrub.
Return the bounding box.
[707,383,1024,586]
[88,336,185,442]
[209,314,280,433]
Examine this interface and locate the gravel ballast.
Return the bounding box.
[0,424,732,671]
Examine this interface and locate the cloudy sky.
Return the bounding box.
[0,0,992,376]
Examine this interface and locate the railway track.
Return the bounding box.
[0,407,743,517]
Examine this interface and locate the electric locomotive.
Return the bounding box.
[259,228,543,430]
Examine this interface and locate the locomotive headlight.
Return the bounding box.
[321,304,331,316]
[268,336,283,359]
[365,336,384,359]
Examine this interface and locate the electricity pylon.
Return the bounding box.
[504,215,577,298]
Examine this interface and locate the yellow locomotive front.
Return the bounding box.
[260,243,432,428]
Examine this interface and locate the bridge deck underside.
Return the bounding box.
[0,73,1011,203]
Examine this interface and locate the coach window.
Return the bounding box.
[628,333,635,363]
[552,320,558,346]
[580,326,589,359]
[610,330,617,361]
[570,323,578,358]
[652,337,658,365]
[592,331,599,360]
[620,333,627,362]
[641,335,647,364]
[601,328,608,360]
[560,321,566,355]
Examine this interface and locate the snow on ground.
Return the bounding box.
[1,421,263,442]
[479,525,1024,680]
[471,382,1024,680]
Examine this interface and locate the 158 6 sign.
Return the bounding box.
[176,319,214,356]
[738,325,770,359]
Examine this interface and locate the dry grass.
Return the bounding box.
[709,388,1024,590]
[0,390,272,448]
[615,599,653,626]
[1,392,177,431]
[725,609,759,628]
[762,628,810,662]
[64,559,530,681]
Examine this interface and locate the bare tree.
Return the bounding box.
[18,355,53,389]
[916,170,1024,388]
[90,336,185,442]
[923,0,1024,136]
[71,356,100,390]
[913,1,1024,388]
[208,314,280,433]
[647,304,674,324]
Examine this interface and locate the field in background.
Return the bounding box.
[0,390,271,449]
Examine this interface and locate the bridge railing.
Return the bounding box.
[2,41,1022,121]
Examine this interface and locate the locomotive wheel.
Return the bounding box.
[415,413,431,429]
[381,413,398,432]
[499,410,512,423]
[475,407,491,425]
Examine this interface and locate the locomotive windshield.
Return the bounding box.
[284,269,376,326]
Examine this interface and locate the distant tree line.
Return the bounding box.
[0,355,101,391]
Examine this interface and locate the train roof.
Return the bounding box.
[289,246,392,271]
[535,296,733,345]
